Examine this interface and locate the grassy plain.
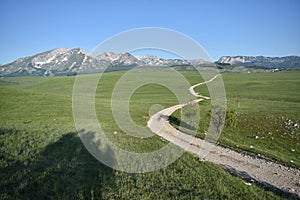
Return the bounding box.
[171,71,300,168]
[0,70,299,199]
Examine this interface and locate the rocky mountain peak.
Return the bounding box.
[0,48,199,77]
[2,48,299,77]
[217,55,300,68]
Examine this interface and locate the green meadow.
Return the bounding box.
[0,70,299,199]
[172,71,300,168]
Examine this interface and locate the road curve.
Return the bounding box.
[147,74,300,197]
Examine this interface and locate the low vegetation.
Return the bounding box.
[171,71,300,168]
[1,70,299,199]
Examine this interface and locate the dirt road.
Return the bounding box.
[147,74,300,198]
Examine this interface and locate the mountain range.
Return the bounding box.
[0,48,204,77]
[217,56,300,69]
[1,48,300,77]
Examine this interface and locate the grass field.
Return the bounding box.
[171,71,300,168]
[0,70,299,199]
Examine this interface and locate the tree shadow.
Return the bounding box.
[1,130,116,199]
[168,115,197,131]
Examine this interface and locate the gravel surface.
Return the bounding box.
[147,75,300,198]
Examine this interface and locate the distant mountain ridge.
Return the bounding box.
[0,48,207,77]
[217,55,300,69]
[1,48,300,77]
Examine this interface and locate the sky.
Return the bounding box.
[0,0,299,63]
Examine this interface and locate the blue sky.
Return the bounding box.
[0,0,299,63]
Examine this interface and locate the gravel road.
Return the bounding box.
[147,74,300,198]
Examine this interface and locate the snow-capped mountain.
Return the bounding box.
[0,48,208,77]
[218,56,300,68]
[3,48,298,77]
[0,48,114,77]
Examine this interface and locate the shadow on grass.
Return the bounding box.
[1,130,116,199]
[168,115,197,131]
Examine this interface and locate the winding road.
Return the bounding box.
[147,74,300,198]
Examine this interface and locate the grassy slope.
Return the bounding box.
[221,72,300,167]
[171,71,300,168]
[0,71,294,199]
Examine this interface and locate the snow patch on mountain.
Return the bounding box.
[5,47,299,77]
